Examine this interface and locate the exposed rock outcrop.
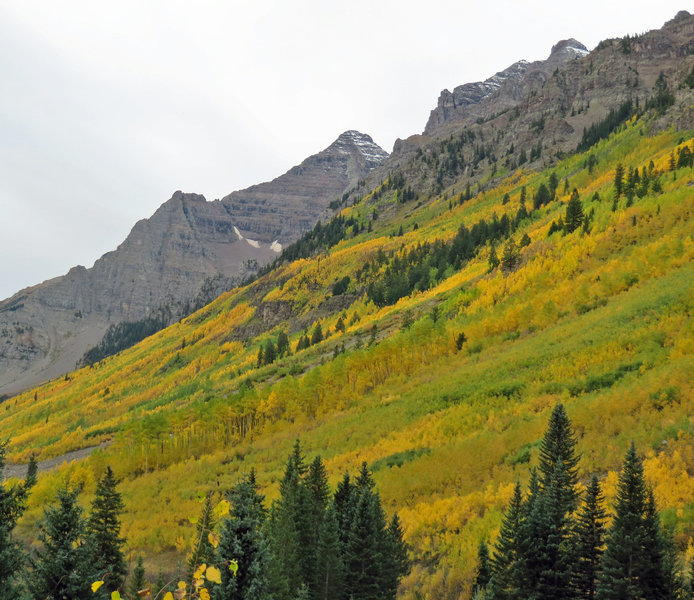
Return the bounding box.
[0,131,388,395]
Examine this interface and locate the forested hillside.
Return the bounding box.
[2,16,694,600]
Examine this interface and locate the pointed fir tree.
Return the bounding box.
[25,453,38,490]
[538,404,579,509]
[333,472,355,551]
[489,482,526,600]
[0,440,29,600]
[127,555,147,600]
[313,503,344,600]
[501,237,519,274]
[488,242,500,272]
[28,486,94,600]
[473,540,492,597]
[186,492,217,580]
[597,442,668,600]
[344,490,388,600]
[614,163,625,197]
[565,189,584,233]
[572,475,606,600]
[214,472,269,600]
[86,466,127,595]
[383,512,410,598]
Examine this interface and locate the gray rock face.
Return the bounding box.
[425,60,530,134]
[222,131,388,244]
[0,131,387,395]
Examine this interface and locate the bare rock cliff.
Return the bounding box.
[0,131,388,395]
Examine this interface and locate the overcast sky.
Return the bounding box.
[0,1,688,300]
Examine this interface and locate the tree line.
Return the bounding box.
[473,404,690,600]
[0,440,409,600]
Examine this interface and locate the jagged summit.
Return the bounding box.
[331,130,389,164]
[550,38,589,57]
[0,131,388,396]
[424,38,590,136]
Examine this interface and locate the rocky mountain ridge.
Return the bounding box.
[0,131,387,395]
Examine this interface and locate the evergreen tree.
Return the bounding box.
[266,442,313,600]
[473,540,492,597]
[519,232,531,248]
[313,504,344,600]
[86,466,127,595]
[333,472,355,550]
[310,323,323,345]
[565,189,584,233]
[501,238,519,274]
[489,483,525,599]
[214,472,269,600]
[533,183,551,209]
[488,242,500,272]
[572,476,606,600]
[263,340,277,365]
[383,512,410,598]
[597,443,668,600]
[187,492,217,580]
[538,404,579,508]
[276,331,290,357]
[0,440,28,599]
[614,163,625,198]
[25,453,38,490]
[28,486,94,600]
[127,555,147,600]
[344,491,387,600]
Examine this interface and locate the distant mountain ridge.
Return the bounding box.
[0,131,388,395]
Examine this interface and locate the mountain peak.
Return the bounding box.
[330,130,389,163]
[549,38,589,59]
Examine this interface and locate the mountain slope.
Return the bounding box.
[0,131,387,396]
[2,12,694,600]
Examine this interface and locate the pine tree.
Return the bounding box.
[127,555,147,600]
[310,323,323,345]
[187,492,217,580]
[0,440,28,600]
[344,491,387,600]
[263,340,276,365]
[565,189,584,233]
[276,331,290,357]
[28,486,94,600]
[86,466,127,595]
[489,483,525,599]
[572,476,606,599]
[538,404,579,508]
[266,442,313,600]
[614,163,625,198]
[313,504,344,600]
[501,238,519,274]
[597,443,668,600]
[473,540,492,596]
[488,242,500,272]
[214,472,269,600]
[25,453,38,490]
[383,512,410,598]
[333,472,355,550]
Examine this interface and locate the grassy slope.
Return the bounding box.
[3,120,694,598]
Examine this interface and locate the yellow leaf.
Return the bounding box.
[111,592,122,600]
[188,515,199,525]
[163,593,174,600]
[206,565,222,585]
[199,588,210,600]
[193,563,206,580]
[193,578,205,588]
[213,499,230,517]
[208,532,219,549]
[177,581,187,590]
[91,581,105,593]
